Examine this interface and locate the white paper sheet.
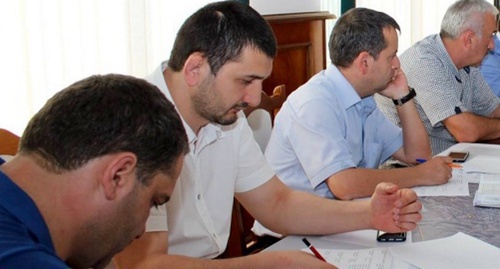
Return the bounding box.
[304,233,500,269]
[463,155,500,174]
[464,172,482,183]
[307,230,414,268]
[389,232,500,269]
[302,246,417,269]
[320,229,412,248]
[473,174,500,207]
[412,169,469,196]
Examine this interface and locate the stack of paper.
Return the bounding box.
[473,174,500,208]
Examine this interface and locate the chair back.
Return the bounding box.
[246,109,272,153]
[0,129,20,156]
[244,84,286,153]
[244,84,286,123]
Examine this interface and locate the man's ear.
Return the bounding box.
[461,30,475,50]
[101,152,138,201]
[183,52,207,87]
[354,51,372,75]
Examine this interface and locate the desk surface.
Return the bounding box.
[266,143,500,251]
[266,184,500,251]
[418,183,500,247]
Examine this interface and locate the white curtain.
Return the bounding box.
[320,0,455,65]
[2,0,491,135]
[354,0,495,53]
[0,0,215,135]
[355,0,459,54]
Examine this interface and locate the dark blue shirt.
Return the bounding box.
[0,169,68,268]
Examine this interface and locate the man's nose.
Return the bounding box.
[244,85,263,108]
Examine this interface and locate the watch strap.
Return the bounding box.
[392,87,416,106]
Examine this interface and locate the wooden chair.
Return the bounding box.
[0,128,20,156]
[244,84,286,123]
[244,85,286,152]
[219,85,287,258]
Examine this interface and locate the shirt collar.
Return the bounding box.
[324,64,376,113]
[0,170,55,251]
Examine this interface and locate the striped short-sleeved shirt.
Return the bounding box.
[375,34,499,155]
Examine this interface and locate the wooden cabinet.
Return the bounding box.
[263,12,335,96]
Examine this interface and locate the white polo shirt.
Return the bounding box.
[144,61,274,258]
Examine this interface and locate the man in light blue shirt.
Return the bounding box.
[481,35,500,97]
[265,8,453,201]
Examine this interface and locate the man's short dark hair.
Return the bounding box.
[329,7,400,67]
[20,74,188,184]
[168,1,277,75]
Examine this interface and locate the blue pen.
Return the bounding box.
[416,158,462,168]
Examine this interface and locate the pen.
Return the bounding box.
[448,163,463,168]
[301,237,326,262]
[415,158,462,168]
[415,158,427,163]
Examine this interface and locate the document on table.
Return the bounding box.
[412,169,469,196]
[307,230,415,269]
[309,247,391,268]
[304,232,500,269]
[319,229,412,248]
[473,174,500,208]
[465,172,482,183]
[463,155,500,174]
[390,232,500,269]
[303,247,416,269]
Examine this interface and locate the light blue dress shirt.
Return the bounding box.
[481,35,500,97]
[265,64,403,199]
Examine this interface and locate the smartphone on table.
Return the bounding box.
[376,231,407,242]
[448,151,469,163]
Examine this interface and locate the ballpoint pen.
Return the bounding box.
[416,158,462,168]
[301,237,326,262]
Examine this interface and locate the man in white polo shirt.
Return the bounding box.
[113,1,423,269]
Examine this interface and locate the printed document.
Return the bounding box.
[412,169,469,196]
[473,174,500,208]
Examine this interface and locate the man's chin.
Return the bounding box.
[215,114,239,126]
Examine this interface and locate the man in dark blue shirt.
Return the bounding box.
[0,74,188,269]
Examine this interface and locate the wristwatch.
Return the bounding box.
[392,87,416,106]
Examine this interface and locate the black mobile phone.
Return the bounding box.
[448,151,469,163]
[376,231,407,242]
